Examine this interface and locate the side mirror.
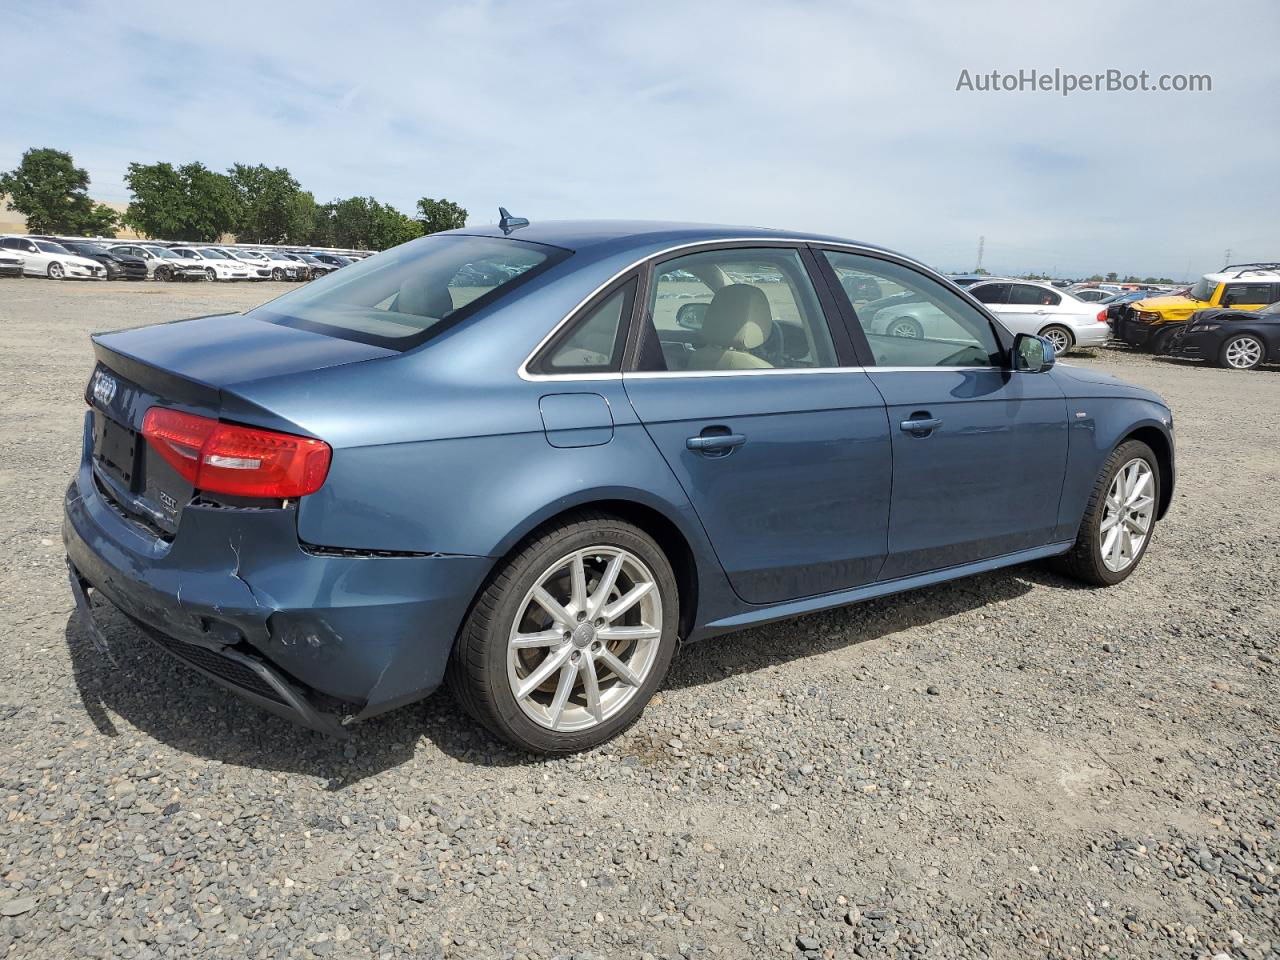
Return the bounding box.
[1014,333,1055,372]
[676,301,708,331]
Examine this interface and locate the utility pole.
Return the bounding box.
[1224,248,1232,265]
[976,235,985,272]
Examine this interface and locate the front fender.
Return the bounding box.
[1054,398,1174,539]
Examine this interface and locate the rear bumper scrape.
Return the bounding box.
[63,413,493,734]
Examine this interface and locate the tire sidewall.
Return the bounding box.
[1084,441,1159,585]
[475,520,679,753]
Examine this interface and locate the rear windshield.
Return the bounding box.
[249,235,570,350]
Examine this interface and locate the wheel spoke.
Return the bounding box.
[1125,471,1151,505]
[596,647,642,686]
[602,581,655,622]
[1101,512,1120,533]
[586,554,624,620]
[516,646,571,700]
[547,660,578,729]
[581,656,604,723]
[569,553,588,612]
[532,585,573,627]
[596,625,661,643]
[511,629,564,649]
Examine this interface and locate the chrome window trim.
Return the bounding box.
[624,366,862,380]
[518,237,952,382]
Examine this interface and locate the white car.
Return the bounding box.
[108,243,208,281]
[0,236,107,280]
[1069,287,1114,303]
[209,248,274,280]
[243,248,305,280]
[968,280,1111,353]
[170,246,252,281]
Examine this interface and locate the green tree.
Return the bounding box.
[229,163,306,243]
[0,147,119,236]
[1105,271,1118,282]
[316,196,421,250]
[123,161,239,241]
[416,197,467,234]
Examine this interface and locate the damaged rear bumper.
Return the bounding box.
[62,418,490,735]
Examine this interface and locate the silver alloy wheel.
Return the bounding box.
[48,261,65,280]
[205,267,217,281]
[1041,326,1071,354]
[507,546,662,732]
[887,318,922,338]
[1224,336,1263,369]
[1099,458,1155,572]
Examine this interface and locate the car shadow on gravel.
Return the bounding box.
[65,566,1048,780]
[64,605,537,786]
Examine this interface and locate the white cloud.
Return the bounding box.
[4,0,1278,277]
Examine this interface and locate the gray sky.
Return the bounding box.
[5,0,1278,278]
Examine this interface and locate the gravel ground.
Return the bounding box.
[0,278,1277,960]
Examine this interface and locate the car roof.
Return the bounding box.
[1203,269,1280,283]
[445,219,895,257]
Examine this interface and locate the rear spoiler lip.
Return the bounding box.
[91,336,223,409]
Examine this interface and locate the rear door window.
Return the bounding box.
[970,283,1010,305]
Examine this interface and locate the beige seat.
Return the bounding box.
[688,284,774,370]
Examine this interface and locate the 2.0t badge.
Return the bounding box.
[91,371,117,407]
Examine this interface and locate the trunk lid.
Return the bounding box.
[86,313,395,536]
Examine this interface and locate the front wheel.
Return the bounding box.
[48,261,66,280]
[447,513,679,753]
[1219,334,1264,370]
[205,267,217,281]
[272,267,284,281]
[1039,325,1073,355]
[155,265,171,282]
[886,317,923,339]
[1051,440,1159,586]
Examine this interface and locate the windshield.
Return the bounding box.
[1263,301,1280,315]
[249,235,569,350]
[35,241,70,254]
[1187,277,1216,301]
[146,246,180,259]
[69,243,107,255]
[199,248,231,260]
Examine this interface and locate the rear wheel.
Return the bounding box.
[1039,325,1073,355]
[1219,334,1264,370]
[447,513,679,753]
[1051,440,1158,586]
[47,261,65,280]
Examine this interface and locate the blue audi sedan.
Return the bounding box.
[64,218,1174,753]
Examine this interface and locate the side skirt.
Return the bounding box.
[698,540,1075,636]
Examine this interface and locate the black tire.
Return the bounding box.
[1050,439,1159,587]
[272,267,284,281]
[1151,326,1178,355]
[1039,325,1073,355]
[446,512,680,753]
[48,261,65,280]
[155,265,171,282]
[205,267,217,281]
[1216,334,1265,370]
[886,316,923,339]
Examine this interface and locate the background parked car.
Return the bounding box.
[108,243,208,281]
[278,252,333,279]
[307,252,353,269]
[243,248,305,280]
[1115,266,1280,353]
[968,280,1111,353]
[1071,287,1114,303]
[1102,289,1157,327]
[0,236,106,280]
[170,246,252,281]
[1169,300,1280,370]
[53,240,148,281]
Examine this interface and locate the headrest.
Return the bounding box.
[701,284,773,350]
[397,273,455,319]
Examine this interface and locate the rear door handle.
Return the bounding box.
[900,417,942,435]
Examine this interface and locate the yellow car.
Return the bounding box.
[1115,264,1280,352]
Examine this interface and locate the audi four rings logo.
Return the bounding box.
[92,372,117,406]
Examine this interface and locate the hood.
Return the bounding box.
[1134,293,1198,310]
[1052,363,1168,407]
[92,313,398,389]
[67,254,105,269]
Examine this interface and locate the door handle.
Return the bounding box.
[1034,309,1048,315]
[900,417,942,435]
[687,433,746,452]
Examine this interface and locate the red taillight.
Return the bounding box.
[142,408,331,498]
[1097,309,1108,323]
